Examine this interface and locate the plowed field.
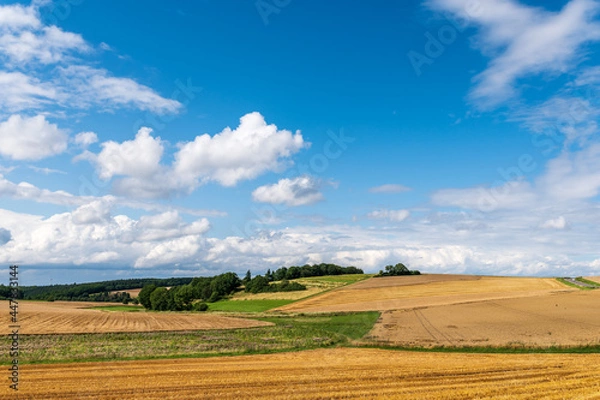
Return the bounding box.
[2,348,599,399]
[0,301,270,334]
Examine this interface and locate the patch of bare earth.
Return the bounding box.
[0,301,270,334]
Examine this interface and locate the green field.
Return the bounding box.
[7,312,380,364]
[297,274,373,284]
[208,299,295,312]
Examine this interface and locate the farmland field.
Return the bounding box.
[0,301,270,334]
[276,274,572,313]
[368,289,600,347]
[230,274,370,301]
[2,347,600,399]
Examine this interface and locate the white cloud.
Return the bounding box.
[57,66,182,114]
[174,112,307,187]
[0,227,11,245]
[0,206,211,268]
[367,209,410,222]
[0,173,225,218]
[86,127,164,180]
[0,4,40,31]
[77,112,308,198]
[0,5,181,115]
[0,71,57,112]
[71,199,113,225]
[541,216,568,230]
[73,131,98,147]
[539,144,600,201]
[432,180,537,211]
[0,114,67,160]
[510,94,599,145]
[369,184,412,193]
[28,165,66,175]
[427,0,600,109]
[252,176,324,207]
[0,25,89,65]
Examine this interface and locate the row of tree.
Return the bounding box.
[0,277,193,302]
[262,263,363,281]
[244,276,306,294]
[138,272,242,311]
[376,263,420,277]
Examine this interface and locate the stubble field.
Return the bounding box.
[2,347,599,399]
[0,301,271,334]
[275,275,571,313]
[368,289,600,347]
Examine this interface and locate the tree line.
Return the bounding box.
[0,277,193,302]
[138,263,364,311]
[375,263,420,277]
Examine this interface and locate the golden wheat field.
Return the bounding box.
[2,347,599,399]
[368,289,600,347]
[275,274,571,313]
[0,301,270,334]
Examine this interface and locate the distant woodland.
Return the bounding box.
[0,263,364,310]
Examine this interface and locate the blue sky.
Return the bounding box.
[1,0,600,285]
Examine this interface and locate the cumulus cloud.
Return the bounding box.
[369,184,412,193]
[0,114,67,160]
[78,112,308,198]
[427,0,600,109]
[174,112,307,187]
[0,227,11,245]
[83,127,164,181]
[0,206,211,268]
[252,176,324,207]
[73,131,98,148]
[0,4,40,31]
[367,209,410,222]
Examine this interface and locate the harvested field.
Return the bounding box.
[0,301,270,334]
[110,288,141,298]
[586,276,600,284]
[3,348,600,399]
[276,274,572,313]
[368,290,600,347]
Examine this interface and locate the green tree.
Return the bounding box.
[242,270,252,285]
[149,287,170,311]
[172,285,194,310]
[138,284,157,309]
[245,275,270,293]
